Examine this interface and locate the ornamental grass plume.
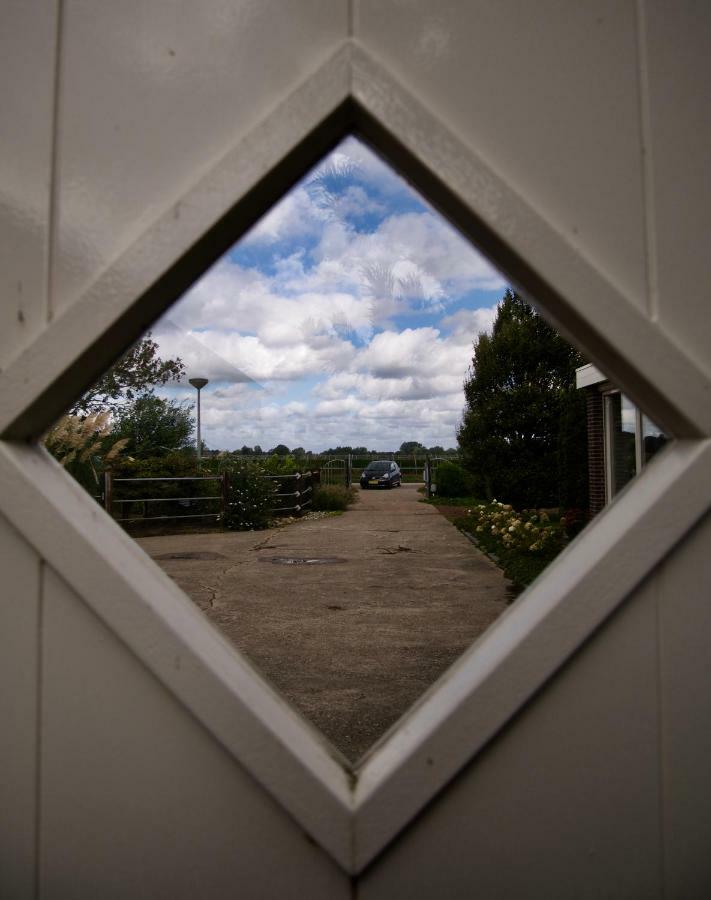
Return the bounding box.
[43,410,128,496]
[44,413,129,486]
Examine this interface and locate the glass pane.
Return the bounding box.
[608,393,637,496]
[642,413,668,465]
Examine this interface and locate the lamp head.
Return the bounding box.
[189,378,209,390]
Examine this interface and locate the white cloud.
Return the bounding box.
[439,305,498,342]
[155,306,481,451]
[242,186,330,244]
[314,137,417,200]
[174,329,356,383]
[196,392,465,454]
[151,323,257,385]
[352,212,503,293]
[315,371,463,402]
[353,327,471,380]
[276,209,504,329]
[144,136,508,451]
[166,259,373,346]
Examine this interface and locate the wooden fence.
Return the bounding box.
[104,470,321,523]
[260,470,319,516]
[105,474,226,523]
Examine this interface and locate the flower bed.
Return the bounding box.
[457,500,569,590]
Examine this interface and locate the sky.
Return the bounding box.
[151,136,508,452]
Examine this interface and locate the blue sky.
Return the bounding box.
[152,136,508,452]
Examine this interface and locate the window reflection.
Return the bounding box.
[607,393,637,497]
[642,414,668,465]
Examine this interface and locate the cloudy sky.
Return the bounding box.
[151,136,508,452]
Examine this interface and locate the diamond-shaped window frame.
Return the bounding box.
[1,44,709,874]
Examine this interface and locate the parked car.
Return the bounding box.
[360,460,402,489]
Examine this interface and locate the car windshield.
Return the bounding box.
[365,461,391,473]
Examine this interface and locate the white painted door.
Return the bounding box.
[1,3,709,896]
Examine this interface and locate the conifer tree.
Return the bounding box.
[457,289,588,509]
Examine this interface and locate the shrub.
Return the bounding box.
[311,484,357,512]
[108,452,219,519]
[435,461,472,498]
[460,500,568,588]
[110,452,198,479]
[221,463,276,530]
[261,453,300,475]
[562,507,587,539]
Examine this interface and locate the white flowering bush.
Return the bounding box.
[461,500,568,587]
[221,462,277,531]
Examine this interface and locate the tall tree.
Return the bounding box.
[71,333,185,414]
[457,289,588,509]
[399,441,426,454]
[111,394,194,458]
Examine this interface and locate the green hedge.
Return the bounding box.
[312,484,358,511]
[435,462,473,498]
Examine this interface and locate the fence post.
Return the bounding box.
[104,470,113,517]
[425,456,431,497]
[346,454,352,487]
[294,472,301,518]
[221,471,230,521]
[304,470,312,510]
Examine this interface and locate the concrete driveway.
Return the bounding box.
[137,484,512,763]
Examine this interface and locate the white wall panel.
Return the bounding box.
[0,515,41,899]
[356,0,648,313]
[53,0,349,315]
[359,576,662,898]
[0,1,58,365]
[643,2,711,377]
[39,566,349,899]
[659,511,711,896]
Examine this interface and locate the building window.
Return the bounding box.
[642,413,668,466]
[577,364,668,513]
[604,392,637,499]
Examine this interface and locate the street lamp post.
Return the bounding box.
[188,378,209,462]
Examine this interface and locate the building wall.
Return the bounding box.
[1,2,709,896]
[585,388,606,516]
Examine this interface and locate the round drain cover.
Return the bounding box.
[264,556,344,566]
[154,551,226,561]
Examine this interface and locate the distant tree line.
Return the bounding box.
[52,309,589,521]
[234,443,458,457]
